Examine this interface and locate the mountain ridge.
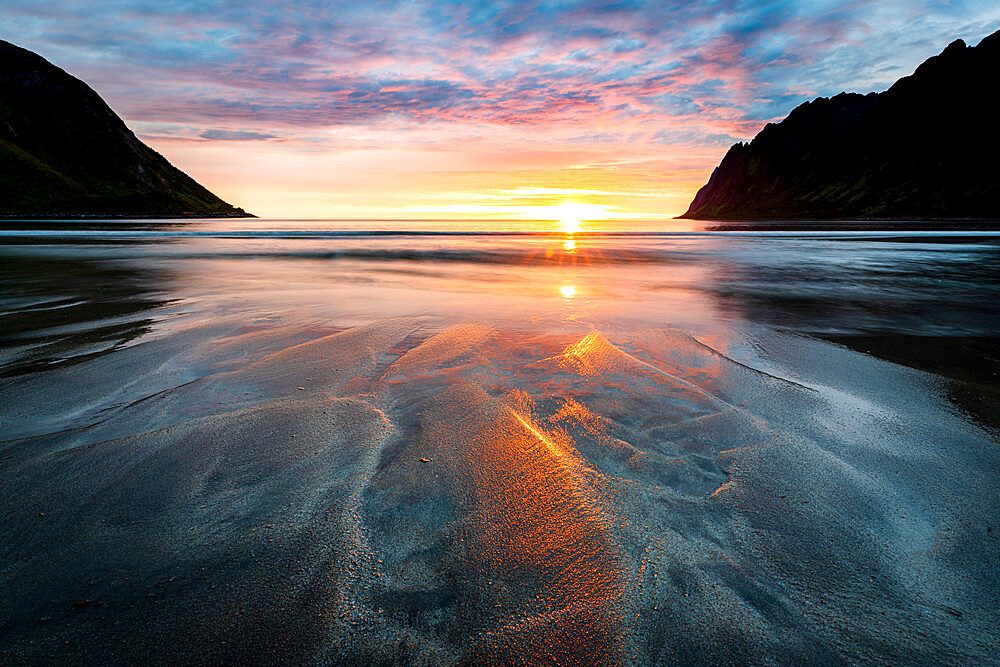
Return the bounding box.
[0,40,252,218]
[682,29,1000,220]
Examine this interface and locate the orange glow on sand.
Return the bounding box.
[425,384,626,663]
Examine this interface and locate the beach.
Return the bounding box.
[1,221,998,664]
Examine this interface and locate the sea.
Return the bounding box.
[1,218,998,663]
[2,218,999,377]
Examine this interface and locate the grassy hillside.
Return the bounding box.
[0,40,251,218]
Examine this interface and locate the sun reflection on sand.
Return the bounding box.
[424,384,627,663]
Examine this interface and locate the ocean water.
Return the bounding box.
[1,219,998,663]
[2,219,999,376]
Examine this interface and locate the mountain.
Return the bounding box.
[0,40,251,218]
[682,29,1000,220]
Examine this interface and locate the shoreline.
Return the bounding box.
[818,333,1000,432]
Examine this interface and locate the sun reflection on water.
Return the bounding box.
[560,285,577,299]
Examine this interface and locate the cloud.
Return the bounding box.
[7,0,999,147]
[199,129,278,140]
[4,0,999,217]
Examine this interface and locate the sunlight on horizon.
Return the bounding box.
[350,190,639,229]
[547,202,608,233]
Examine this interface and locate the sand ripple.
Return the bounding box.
[1,319,998,664]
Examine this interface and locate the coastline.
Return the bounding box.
[0,210,256,219]
[676,216,1000,228]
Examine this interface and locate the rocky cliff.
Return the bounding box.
[0,40,251,218]
[682,29,1000,220]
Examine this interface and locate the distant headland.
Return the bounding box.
[682,29,1000,220]
[0,40,252,218]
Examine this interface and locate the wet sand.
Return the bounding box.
[1,314,998,664]
[820,334,1000,432]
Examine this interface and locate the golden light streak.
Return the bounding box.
[510,409,568,462]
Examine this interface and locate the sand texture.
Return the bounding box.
[1,317,998,664]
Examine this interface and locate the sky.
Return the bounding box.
[3,1,999,220]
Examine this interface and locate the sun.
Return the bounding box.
[548,202,606,233]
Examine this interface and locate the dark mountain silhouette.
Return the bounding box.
[682,29,1000,220]
[0,40,251,218]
